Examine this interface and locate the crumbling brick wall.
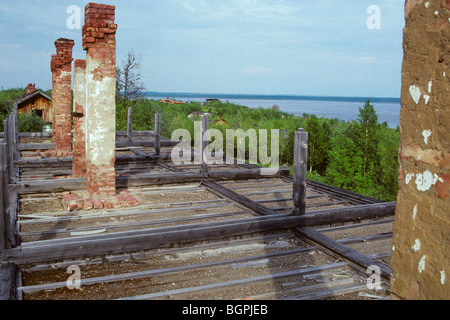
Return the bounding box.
[390,0,449,300]
[50,38,74,156]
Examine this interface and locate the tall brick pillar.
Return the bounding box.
[82,3,117,196]
[390,1,449,300]
[72,60,87,178]
[51,38,75,156]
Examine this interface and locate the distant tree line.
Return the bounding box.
[116,98,399,202]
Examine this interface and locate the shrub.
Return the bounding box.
[17,110,47,132]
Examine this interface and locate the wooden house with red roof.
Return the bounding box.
[13,84,52,123]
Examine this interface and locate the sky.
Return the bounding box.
[0,0,405,98]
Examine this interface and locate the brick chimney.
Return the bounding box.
[82,3,118,196]
[26,84,37,95]
[51,38,75,156]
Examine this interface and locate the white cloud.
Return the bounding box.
[243,65,274,77]
[173,0,302,24]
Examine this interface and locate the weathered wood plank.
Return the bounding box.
[293,129,308,215]
[18,143,55,151]
[17,141,178,151]
[305,179,381,205]
[15,157,72,168]
[10,178,86,194]
[0,144,7,250]
[127,107,133,142]
[4,192,18,249]
[295,227,392,279]
[283,284,369,300]
[155,112,161,155]
[115,140,179,148]
[0,263,17,300]
[116,130,155,136]
[4,118,14,183]
[200,115,208,173]
[202,180,277,216]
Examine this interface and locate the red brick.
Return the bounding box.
[93,199,104,209]
[103,201,114,209]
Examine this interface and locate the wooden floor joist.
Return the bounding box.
[11,167,291,194]
[295,227,392,279]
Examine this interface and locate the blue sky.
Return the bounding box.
[0,0,405,98]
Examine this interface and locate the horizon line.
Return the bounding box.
[142,91,401,103]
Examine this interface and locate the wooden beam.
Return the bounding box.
[295,227,392,279]
[18,143,55,151]
[116,168,289,189]
[15,157,72,168]
[202,180,277,216]
[14,154,167,169]
[116,130,155,136]
[115,140,179,148]
[305,179,382,205]
[0,144,7,250]
[10,167,290,194]
[10,178,86,194]
[17,132,52,138]
[17,141,178,151]
[14,131,153,138]
[283,284,369,300]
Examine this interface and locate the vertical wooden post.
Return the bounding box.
[127,107,133,142]
[4,117,15,184]
[12,108,20,162]
[0,262,17,300]
[0,143,7,250]
[201,115,209,173]
[292,128,308,215]
[0,143,17,300]
[155,112,161,155]
[10,114,18,183]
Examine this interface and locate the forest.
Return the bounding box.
[0,87,399,202]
